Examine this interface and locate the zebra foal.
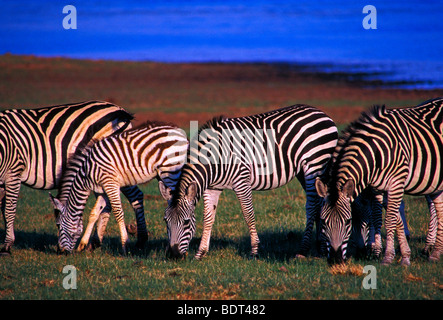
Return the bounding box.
[50,122,188,253]
[0,101,147,254]
[160,105,338,259]
[316,98,443,265]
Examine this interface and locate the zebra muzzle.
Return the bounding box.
[168,243,187,259]
[328,246,345,265]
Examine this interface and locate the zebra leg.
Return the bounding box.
[94,210,110,248]
[121,186,147,248]
[195,189,222,260]
[87,186,146,250]
[78,194,107,252]
[397,213,411,266]
[1,178,21,254]
[382,191,410,265]
[424,195,437,255]
[399,200,410,239]
[429,192,443,262]
[371,193,383,258]
[233,182,260,258]
[103,182,129,255]
[298,193,320,257]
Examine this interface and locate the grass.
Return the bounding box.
[0,181,441,300]
[0,55,442,300]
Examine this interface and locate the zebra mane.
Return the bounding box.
[340,105,386,142]
[197,115,227,134]
[57,141,95,201]
[185,115,227,145]
[323,105,387,202]
[333,104,387,169]
[166,116,227,206]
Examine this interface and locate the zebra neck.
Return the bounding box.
[64,186,90,219]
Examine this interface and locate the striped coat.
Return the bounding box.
[50,122,188,253]
[0,101,139,253]
[160,105,338,259]
[316,98,443,265]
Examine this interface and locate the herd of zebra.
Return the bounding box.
[0,98,442,267]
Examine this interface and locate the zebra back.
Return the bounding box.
[0,100,133,189]
[178,104,338,200]
[57,121,189,205]
[55,121,189,252]
[163,104,338,258]
[330,97,443,198]
[317,97,443,264]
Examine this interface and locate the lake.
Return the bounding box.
[1,0,442,88]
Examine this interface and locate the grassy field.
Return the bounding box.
[0,183,441,300]
[0,55,442,300]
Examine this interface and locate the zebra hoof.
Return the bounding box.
[400,257,411,267]
[126,223,137,236]
[0,246,11,256]
[194,249,207,260]
[77,242,88,252]
[422,245,434,257]
[249,253,259,260]
[429,251,440,263]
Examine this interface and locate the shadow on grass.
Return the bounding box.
[84,229,314,262]
[0,230,59,255]
[235,229,320,261]
[12,227,430,264]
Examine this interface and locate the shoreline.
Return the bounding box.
[6,53,442,90]
[1,54,442,127]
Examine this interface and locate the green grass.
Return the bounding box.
[0,180,441,300]
[0,55,441,300]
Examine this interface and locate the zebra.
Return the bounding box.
[159,104,338,259]
[315,98,443,265]
[350,188,437,259]
[49,121,188,253]
[0,100,147,254]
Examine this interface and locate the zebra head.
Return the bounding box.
[49,193,83,253]
[315,178,355,264]
[159,180,197,259]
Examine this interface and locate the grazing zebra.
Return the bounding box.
[315,98,443,265]
[49,122,188,253]
[0,101,147,254]
[159,105,338,259]
[351,189,438,259]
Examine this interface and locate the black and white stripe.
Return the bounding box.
[350,189,438,260]
[50,122,188,253]
[160,104,338,259]
[316,98,443,265]
[0,100,140,253]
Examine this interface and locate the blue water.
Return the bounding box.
[1,0,443,88]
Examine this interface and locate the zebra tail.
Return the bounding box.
[108,109,134,135]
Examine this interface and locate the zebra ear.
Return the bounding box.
[342,180,355,199]
[159,181,173,201]
[315,177,328,198]
[49,193,65,212]
[186,182,198,201]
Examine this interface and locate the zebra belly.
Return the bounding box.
[404,159,443,195]
[21,167,56,189]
